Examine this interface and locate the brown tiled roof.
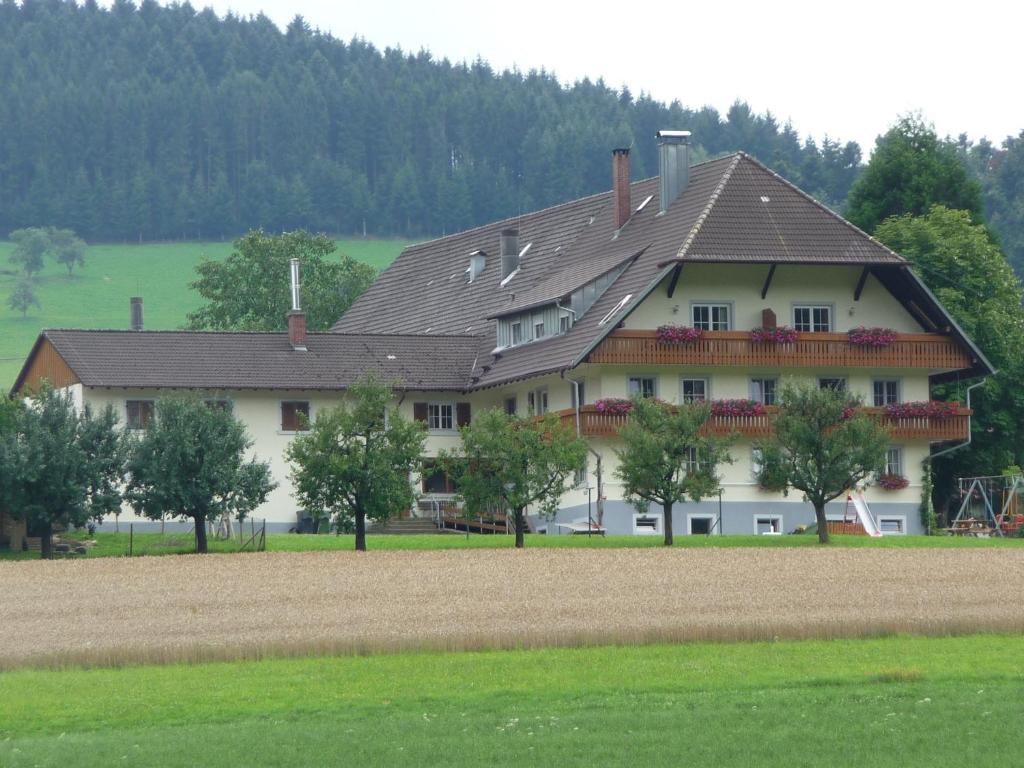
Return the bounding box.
[25,330,480,391]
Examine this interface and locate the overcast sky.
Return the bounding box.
[184,0,1020,152]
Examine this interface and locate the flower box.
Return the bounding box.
[710,399,766,417]
[750,326,798,344]
[656,325,704,345]
[878,474,910,491]
[593,398,633,415]
[884,400,960,420]
[848,327,898,348]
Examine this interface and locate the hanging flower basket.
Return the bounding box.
[710,399,766,417]
[848,327,898,348]
[878,474,910,491]
[750,326,799,344]
[593,398,633,415]
[656,325,704,345]
[884,400,960,420]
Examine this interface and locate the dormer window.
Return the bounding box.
[510,321,523,345]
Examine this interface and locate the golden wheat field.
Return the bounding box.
[2,548,1023,670]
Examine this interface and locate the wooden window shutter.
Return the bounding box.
[413,402,428,423]
[456,402,471,427]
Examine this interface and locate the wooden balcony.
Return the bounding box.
[587,330,972,371]
[552,405,972,442]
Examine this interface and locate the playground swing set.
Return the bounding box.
[948,475,1024,537]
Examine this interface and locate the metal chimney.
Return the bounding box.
[657,130,692,214]
[287,258,307,351]
[130,297,143,331]
[612,148,631,229]
[499,229,520,281]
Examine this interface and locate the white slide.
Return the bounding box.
[848,492,883,537]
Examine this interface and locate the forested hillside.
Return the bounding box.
[0,0,863,242]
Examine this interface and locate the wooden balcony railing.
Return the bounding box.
[551,405,972,442]
[587,330,972,371]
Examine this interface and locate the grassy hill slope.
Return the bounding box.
[0,239,407,388]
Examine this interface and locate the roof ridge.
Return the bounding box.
[43,328,482,340]
[734,152,907,263]
[673,153,743,261]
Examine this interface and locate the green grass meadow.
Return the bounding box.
[1,634,1021,766]
[3,530,1022,560]
[0,239,407,388]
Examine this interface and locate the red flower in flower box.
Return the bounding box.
[750,326,799,344]
[848,327,898,348]
[884,400,960,420]
[878,474,910,490]
[656,325,704,345]
[593,398,633,415]
[710,399,766,418]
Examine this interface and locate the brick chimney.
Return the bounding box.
[287,258,307,351]
[613,148,631,229]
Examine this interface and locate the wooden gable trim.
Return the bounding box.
[13,336,81,394]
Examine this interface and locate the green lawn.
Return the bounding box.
[0,634,1020,766]
[3,529,1022,560]
[0,238,407,388]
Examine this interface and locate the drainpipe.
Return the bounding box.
[567,376,604,527]
[926,376,991,530]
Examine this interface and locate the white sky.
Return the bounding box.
[180,0,1021,151]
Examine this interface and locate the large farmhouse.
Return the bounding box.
[15,132,993,537]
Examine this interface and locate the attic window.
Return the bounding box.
[636,194,653,213]
[598,294,633,326]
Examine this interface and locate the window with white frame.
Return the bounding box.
[750,377,777,405]
[427,402,455,431]
[692,303,731,331]
[533,315,546,339]
[527,388,548,415]
[878,517,906,535]
[684,446,700,474]
[510,321,523,345]
[755,515,782,535]
[793,305,832,332]
[884,447,903,477]
[628,376,657,399]
[751,446,764,481]
[818,377,847,392]
[681,377,708,403]
[559,314,572,333]
[633,513,662,535]
[873,379,900,406]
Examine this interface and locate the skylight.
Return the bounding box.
[598,294,633,326]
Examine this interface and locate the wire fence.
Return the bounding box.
[124,518,267,556]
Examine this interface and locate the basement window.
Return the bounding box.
[878,517,907,535]
[755,515,782,535]
[633,513,662,535]
[126,400,155,430]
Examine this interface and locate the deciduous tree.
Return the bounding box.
[186,230,376,332]
[49,227,86,275]
[125,397,276,553]
[443,410,588,549]
[7,280,39,317]
[8,228,48,277]
[614,397,733,546]
[755,381,890,544]
[286,376,425,551]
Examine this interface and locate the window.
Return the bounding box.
[873,380,900,406]
[878,517,906,535]
[570,382,585,408]
[281,401,310,432]
[628,376,657,399]
[688,515,714,535]
[692,303,731,331]
[510,321,523,345]
[681,377,708,403]
[528,388,548,415]
[204,398,232,412]
[633,513,662,535]
[793,305,832,332]
[559,313,572,333]
[750,377,777,406]
[755,516,782,535]
[422,460,458,494]
[751,447,764,480]
[884,447,903,477]
[574,459,587,488]
[504,396,517,416]
[684,446,700,474]
[818,377,846,392]
[126,400,155,430]
[533,315,546,340]
[427,403,455,431]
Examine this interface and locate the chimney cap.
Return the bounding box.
[613,147,630,155]
[657,130,692,142]
[501,227,519,237]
